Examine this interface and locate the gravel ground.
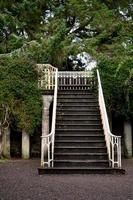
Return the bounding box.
[0,158,133,200]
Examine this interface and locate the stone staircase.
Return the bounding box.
[38,87,125,174]
[55,89,109,167]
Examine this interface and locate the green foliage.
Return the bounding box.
[98,56,133,119]
[81,1,133,119]
[0,0,133,121]
[0,57,42,133]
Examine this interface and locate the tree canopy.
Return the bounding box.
[0,0,133,134]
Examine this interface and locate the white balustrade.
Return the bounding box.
[38,64,121,169]
[97,69,121,168]
[37,67,94,91]
[58,71,93,90]
[40,64,58,167]
[37,64,57,90]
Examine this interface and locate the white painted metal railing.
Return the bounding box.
[40,65,58,167]
[97,69,121,168]
[37,64,57,90]
[58,71,93,90]
[39,65,121,168]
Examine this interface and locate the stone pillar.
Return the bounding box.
[124,120,132,158]
[41,95,53,166]
[42,95,53,137]
[3,127,10,158]
[22,129,30,159]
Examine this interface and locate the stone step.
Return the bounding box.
[56,115,101,120]
[56,124,103,129]
[56,129,103,134]
[58,97,97,101]
[54,153,108,160]
[57,104,100,112]
[56,114,101,120]
[58,99,98,103]
[58,95,96,99]
[54,146,107,153]
[54,160,109,167]
[57,108,99,115]
[55,140,106,147]
[55,134,104,140]
[56,120,101,125]
[38,167,125,175]
[57,102,99,106]
[58,91,94,95]
[57,112,100,114]
[58,106,99,111]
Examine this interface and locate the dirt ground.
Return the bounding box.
[0,158,133,200]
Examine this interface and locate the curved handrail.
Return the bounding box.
[97,69,121,168]
[51,69,58,167]
[41,67,58,167]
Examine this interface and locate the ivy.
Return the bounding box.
[0,57,42,133]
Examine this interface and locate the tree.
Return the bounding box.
[0,57,42,157]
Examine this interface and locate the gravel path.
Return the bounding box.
[0,158,133,200]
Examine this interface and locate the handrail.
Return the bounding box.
[41,66,58,167]
[51,69,58,167]
[97,69,121,168]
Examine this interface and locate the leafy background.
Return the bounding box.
[0,0,133,136]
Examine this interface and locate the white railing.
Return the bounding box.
[40,65,58,167]
[97,69,121,168]
[58,71,94,90]
[37,64,57,90]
